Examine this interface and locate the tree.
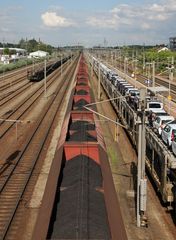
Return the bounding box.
[10,49,17,55]
[19,38,26,49]
[3,48,10,55]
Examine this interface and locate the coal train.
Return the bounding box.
[27,55,72,82]
[32,55,127,240]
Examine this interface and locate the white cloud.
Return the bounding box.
[86,15,120,29]
[141,23,151,30]
[41,11,75,27]
[149,3,166,12]
[1,27,10,32]
[86,0,175,30]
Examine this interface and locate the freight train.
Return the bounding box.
[32,55,127,240]
[27,55,72,82]
[88,54,176,216]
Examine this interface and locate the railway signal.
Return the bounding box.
[168,95,172,101]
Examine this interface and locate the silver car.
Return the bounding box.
[171,135,176,156]
[153,115,174,136]
[161,121,176,148]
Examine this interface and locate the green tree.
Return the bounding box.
[10,49,17,55]
[3,48,10,55]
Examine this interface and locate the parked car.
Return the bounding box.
[171,135,176,156]
[161,121,176,148]
[153,115,175,136]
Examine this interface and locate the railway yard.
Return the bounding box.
[0,50,176,240]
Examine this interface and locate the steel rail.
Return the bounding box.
[0,56,79,239]
[0,59,71,138]
[0,81,30,105]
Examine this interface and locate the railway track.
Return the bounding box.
[0,80,30,104]
[0,58,59,91]
[0,56,79,239]
[137,74,176,101]
[0,75,26,92]
[0,59,56,80]
[0,56,73,161]
[0,58,71,112]
[103,59,176,101]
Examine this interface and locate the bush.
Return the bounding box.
[0,59,34,73]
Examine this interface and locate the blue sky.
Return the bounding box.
[0,0,176,47]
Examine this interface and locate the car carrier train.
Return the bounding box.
[88,54,176,216]
[27,55,72,82]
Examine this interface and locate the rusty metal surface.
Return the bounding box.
[32,54,127,240]
[31,145,64,240]
[99,146,128,240]
[31,58,80,240]
[0,56,79,239]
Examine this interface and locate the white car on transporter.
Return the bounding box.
[161,121,176,148]
[171,135,176,156]
[153,115,175,136]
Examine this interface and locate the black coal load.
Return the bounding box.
[77,82,87,86]
[73,99,89,110]
[48,155,111,239]
[67,131,97,142]
[61,155,102,188]
[75,89,88,95]
[67,120,96,141]
[70,121,95,131]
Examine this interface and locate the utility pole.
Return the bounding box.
[91,56,93,77]
[98,62,101,100]
[111,51,113,65]
[124,57,126,75]
[61,54,63,76]
[136,88,148,227]
[44,59,47,98]
[2,38,5,81]
[134,59,138,88]
[143,47,146,75]
[126,58,128,75]
[32,58,35,74]
[152,61,155,87]
[168,56,174,114]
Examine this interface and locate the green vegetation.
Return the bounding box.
[0,59,33,74]
[115,45,176,74]
[0,38,55,55]
[18,38,55,54]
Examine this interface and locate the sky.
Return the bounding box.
[0,0,176,47]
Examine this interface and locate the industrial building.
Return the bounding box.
[169,37,176,51]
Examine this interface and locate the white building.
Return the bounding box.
[29,50,49,58]
[157,47,169,53]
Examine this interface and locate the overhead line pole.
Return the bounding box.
[44,59,47,98]
[152,61,155,87]
[98,62,101,100]
[137,88,147,227]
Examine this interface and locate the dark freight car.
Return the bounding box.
[27,56,71,82]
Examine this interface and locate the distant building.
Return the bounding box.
[157,47,169,53]
[29,50,49,58]
[0,48,27,64]
[169,37,176,51]
[0,48,26,55]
